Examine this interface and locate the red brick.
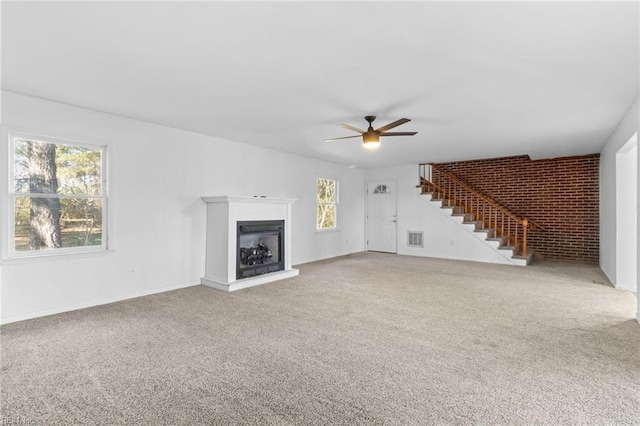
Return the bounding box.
[434,154,600,263]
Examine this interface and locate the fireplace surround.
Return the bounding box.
[200,196,298,291]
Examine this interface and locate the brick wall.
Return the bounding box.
[436,154,600,263]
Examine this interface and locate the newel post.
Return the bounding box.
[522,218,528,257]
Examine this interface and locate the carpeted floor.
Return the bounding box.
[1,252,639,425]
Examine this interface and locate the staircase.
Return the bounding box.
[418,164,540,266]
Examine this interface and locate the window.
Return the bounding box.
[8,131,108,256]
[316,177,337,230]
[373,184,391,194]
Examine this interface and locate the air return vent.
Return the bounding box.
[407,231,424,248]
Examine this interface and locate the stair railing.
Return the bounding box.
[418,163,541,257]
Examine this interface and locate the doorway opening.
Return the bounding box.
[615,132,637,292]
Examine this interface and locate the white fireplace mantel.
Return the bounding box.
[200,195,298,291]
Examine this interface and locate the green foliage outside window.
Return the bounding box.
[317,178,337,229]
[13,137,105,252]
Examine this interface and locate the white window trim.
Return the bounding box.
[2,128,111,260]
[316,176,339,232]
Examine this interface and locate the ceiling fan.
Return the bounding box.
[326,115,417,149]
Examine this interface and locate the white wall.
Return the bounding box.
[600,97,639,285]
[0,91,365,324]
[615,139,637,291]
[364,165,517,265]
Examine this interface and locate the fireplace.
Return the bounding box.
[237,220,284,279]
[200,195,298,291]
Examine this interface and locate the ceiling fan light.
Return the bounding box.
[362,132,380,149]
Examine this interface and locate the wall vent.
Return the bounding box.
[407,231,424,248]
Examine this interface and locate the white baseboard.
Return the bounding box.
[0,281,200,325]
[615,283,638,292]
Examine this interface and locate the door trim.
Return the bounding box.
[365,179,398,253]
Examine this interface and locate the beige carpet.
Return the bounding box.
[1,252,639,425]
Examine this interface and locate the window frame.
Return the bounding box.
[316,176,338,231]
[4,129,110,259]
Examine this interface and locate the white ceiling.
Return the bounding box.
[2,1,638,168]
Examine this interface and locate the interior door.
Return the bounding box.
[367,180,397,253]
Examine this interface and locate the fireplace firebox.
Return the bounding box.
[237,220,284,280]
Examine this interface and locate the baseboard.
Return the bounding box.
[0,280,200,325]
[615,283,637,292]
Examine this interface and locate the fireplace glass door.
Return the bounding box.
[236,220,284,279]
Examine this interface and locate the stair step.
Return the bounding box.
[512,250,534,265]
[478,229,495,237]
[512,253,532,260]
[486,237,507,243]
[420,170,532,266]
[474,228,491,234]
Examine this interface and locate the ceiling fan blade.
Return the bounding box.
[375,118,410,133]
[325,135,361,142]
[379,132,418,137]
[339,124,366,134]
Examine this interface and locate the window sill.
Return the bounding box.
[0,248,115,265]
[316,227,339,233]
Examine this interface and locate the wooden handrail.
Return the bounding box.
[420,163,544,231]
[435,166,523,224]
[418,163,542,258]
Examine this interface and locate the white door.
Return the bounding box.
[367,181,397,253]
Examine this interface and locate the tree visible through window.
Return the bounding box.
[11,134,107,253]
[317,177,337,229]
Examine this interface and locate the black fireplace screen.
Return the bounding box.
[236,220,284,280]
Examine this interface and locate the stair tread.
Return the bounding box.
[512,251,534,261]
